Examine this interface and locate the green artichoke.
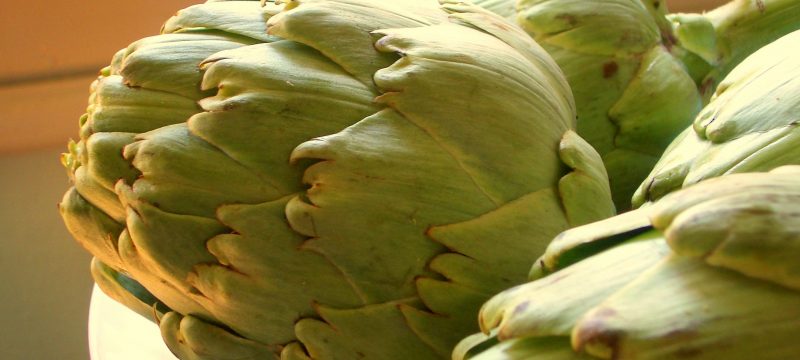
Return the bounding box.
[60,1,615,359]
[457,166,800,360]
[633,28,800,206]
[497,0,800,209]
[456,29,800,359]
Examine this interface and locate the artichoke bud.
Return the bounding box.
[510,0,701,210]
[633,29,800,207]
[60,1,615,359]
[475,0,800,211]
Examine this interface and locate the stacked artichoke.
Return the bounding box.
[497,0,800,209]
[58,0,800,360]
[60,1,616,359]
[633,26,800,206]
[458,166,800,359]
[457,29,800,360]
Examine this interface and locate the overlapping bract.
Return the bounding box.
[457,166,800,360]
[60,1,615,359]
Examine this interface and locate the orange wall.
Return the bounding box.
[0,0,197,154]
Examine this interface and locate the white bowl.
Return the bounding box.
[89,285,178,360]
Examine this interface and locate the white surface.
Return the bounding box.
[89,285,178,360]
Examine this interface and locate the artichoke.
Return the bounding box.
[455,30,800,359]
[494,0,800,209]
[633,28,800,206]
[457,166,800,360]
[59,1,615,359]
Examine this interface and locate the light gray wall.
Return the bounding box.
[0,147,93,359]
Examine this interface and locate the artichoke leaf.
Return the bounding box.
[293,301,443,360]
[428,188,569,294]
[265,0,447,85]
[440,0,575,114]
[601,44,701,209]
[116,228,213,320]
[573,255,800,360]
[452,331,497,360]
[121,123,284,218]
[121,199,226,294]
[60,187,126,269]
[182,195,364,346]
[631,126,710,206]
[401,280,492,356]
[160,312,277,360]
[516,0,660,56]
[85,75,200,134]
[72,165,128,224]
[91,257,168,320]
[115,33,258,99]
[163,0,280,43]
[650,168,800,290]
[479,235,668,340]
[534,208,653,275]
[557,130,615,227]
[280,343,312,360]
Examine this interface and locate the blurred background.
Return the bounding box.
[0,0,727,359]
